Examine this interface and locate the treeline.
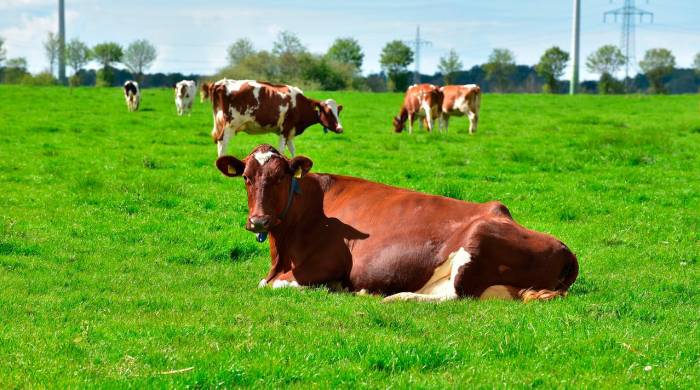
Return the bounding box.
[0,35,158,87]
[1,32,700,94]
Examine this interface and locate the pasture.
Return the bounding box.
[1,85,698,387]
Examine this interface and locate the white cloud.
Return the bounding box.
[0,0,54,11]
[0,10,78,73]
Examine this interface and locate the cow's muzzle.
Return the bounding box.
[247,215,274,233]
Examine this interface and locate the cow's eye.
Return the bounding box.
[242,175,251,185]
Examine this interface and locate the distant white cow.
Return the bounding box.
[175,80,196,116]
[123,80,140,112]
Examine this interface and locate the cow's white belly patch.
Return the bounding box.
[383,247,471,303]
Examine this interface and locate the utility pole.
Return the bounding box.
[604,0,653,89]
[570,0,581,94]
[404,25,431,84]
[58,0,66,84]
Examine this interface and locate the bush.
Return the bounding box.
[598,73,624,94]
[20,71,58,86]
[96,67,115,87]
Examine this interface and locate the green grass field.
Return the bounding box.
[1,85,699,387]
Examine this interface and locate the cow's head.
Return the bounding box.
[392,115,405,133]
[216,145,313,233]
[315,99,344,133]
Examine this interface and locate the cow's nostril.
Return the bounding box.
[249,216,271,229]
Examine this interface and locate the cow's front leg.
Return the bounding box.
[286,138,296,156]
[278,134,287,155]
[270,271,301,289]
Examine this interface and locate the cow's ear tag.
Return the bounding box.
[228,165,237,175]
[294,167,303,179]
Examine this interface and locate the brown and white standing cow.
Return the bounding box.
[215,144,579,302]
[440,84,481,134]
[123,80,140,112]
[201,79,343,157]
[393,84,443,134]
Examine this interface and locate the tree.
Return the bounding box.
[380,40,413,91]
[0,36,6,66]
[3,57,29,83]
[272,31,307,82]
[326,38,364,71]
[272,31,306,56]
[438,49,463,85]
[586,45,626,94]
[693,52,700,75]
[123,39,157,82]
[586,45,626,76]
[483,48,516,92]
[65,38,91,85]
[302,54,355,90]
[92,42,123,86]
[227,38,255,66]
[639,48,675,94]
[535,46,569,93]
[43,32,60,75]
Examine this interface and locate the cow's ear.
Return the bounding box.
[289,156,313,179]
[216,156,245,177]
[337,104,343,113]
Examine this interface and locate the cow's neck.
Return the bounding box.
[295,97,322,132]
[267,174,327,269]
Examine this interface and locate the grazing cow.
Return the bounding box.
[393,83,443,134]
[440,84,481,134]
[215,145,579,302]
[123,81,140,112]
[175,80,196,116]
[201,79,343,157]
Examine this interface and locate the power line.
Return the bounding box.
[604,0,653,88]
[404,25,431,84]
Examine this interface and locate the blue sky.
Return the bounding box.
[1,0,698,80]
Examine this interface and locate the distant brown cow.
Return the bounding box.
[215,144,579,302]
[440,84,481,134]
[201,79,343,157]
[393,83,443,134]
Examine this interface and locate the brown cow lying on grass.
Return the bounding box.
[216,145,579,302]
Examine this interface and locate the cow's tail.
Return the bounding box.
[470,86,481,112]
[480,245,579,303]
[212,110,227,143]
[521,246,579,302]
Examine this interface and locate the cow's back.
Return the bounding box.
[314,174,502,293]
[211,80,301,135]
[442,85,480,115]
